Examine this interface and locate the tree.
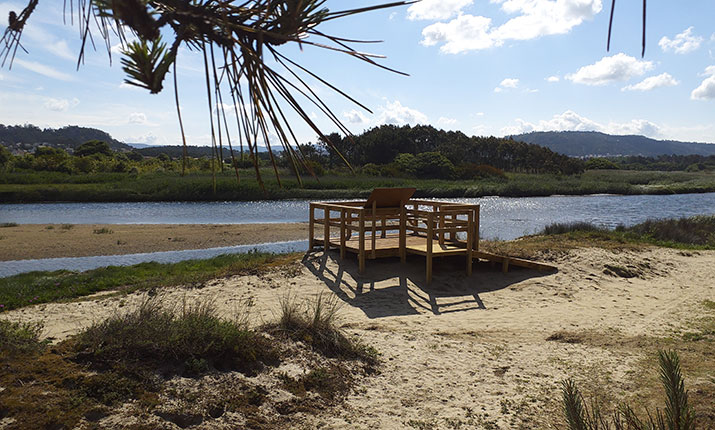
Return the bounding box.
[1,1,410,187]
[75,140,113,157]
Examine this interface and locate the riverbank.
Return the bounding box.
[1,169,713,202]
[1,239,713,428]
[0,223,308,261]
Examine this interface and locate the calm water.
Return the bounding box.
[2,193,714,240]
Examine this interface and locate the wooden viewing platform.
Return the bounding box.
[308,188,556,283]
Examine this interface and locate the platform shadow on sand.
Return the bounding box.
[302,250,554,318]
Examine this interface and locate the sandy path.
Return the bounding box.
[0,223,308,261]
[3,246,713,429]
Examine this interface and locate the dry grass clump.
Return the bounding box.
[619,215,715,247]
[73,298,278,376]
[273,292,378,365]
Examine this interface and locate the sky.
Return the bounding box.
[0,0,714,147]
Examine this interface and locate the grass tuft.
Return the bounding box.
[73,298,278,375]
[92,227,113,234]
[274,292,378,364]
[0,222,18,228]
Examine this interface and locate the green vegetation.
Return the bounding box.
[92,227,113,234]
[1,167,713,202]
[562,350,695,430]
[0,222,18,227]
[0,319,47,354]
[0,252,294,311]
[539,215,715,250]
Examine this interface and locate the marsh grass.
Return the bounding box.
[0,252,293,311]
[93,227,113,234]
[1,169,713,202]
[540,216,715,250]
[0,222,18,227]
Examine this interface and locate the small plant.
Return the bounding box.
[562,350,695,430]
[0,319,47,354]
[45,225,55,230]
[60,224,74,230]
[93,228,114,234]
[0,222,18,228]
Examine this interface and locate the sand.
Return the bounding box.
[3,245,713,429]
[0,223,309,261]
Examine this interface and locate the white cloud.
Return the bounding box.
[501,110,661,138]
[566,53,653,86]
[407,0,472,21]
[421,15,495,53]
[128,112,149,124]
[437,116,458,127]
[378,100,428,125]
[494,78,519,92]
[343,109,369,124]
[659,27,703,54]
[621,73,679,92]
[546,75,560,82]
[500,78,519,88]
[691,66,715,100]
[43,97,79,112]
[13,59,75,81]
[420,0,602,54]
[475,112,485,116]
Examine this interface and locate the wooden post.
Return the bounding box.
[474,205,480,252]
[438,210,445,246]
[324,207,330,252]
[359,209,365,273]
[399,200,406,263]
[449,213,456,241]
[371,201,377,259]
[466,210,473,276]
[502,257,509,273]
[308,203,315,250]
[381,215,387,238]
[340,209,346,260]
[426,212,434,284]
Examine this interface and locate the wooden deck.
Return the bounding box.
[313,234,556,273]
[309,192,556,283]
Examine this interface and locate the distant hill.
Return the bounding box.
[509,131,715,157]
[0,124,131,153]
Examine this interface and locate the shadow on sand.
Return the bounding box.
[302,251,555,318]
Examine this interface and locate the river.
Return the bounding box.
[2,193,714,241]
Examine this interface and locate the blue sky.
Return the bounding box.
[0,0,713,147]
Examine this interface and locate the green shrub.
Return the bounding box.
[75,140,113,157]
[586,158,620,170]
[455,163,507,180]
[621,216,715,246]
[541,222,608,235]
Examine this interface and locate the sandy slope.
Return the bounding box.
[2,246,713,429]
[0,223,308,261]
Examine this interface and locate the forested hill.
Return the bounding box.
[0,124,131,152]
[321,124,584,174]
[509,131,715,157]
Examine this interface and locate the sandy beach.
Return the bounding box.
[3,243,713,429]
[0,223,309,261]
